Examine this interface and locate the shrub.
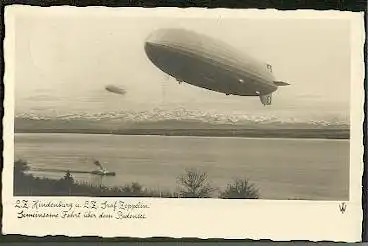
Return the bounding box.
[63,170,74,183]
[121,182,144,196]
[220,178,259,199]
[14,159,30,177]
[177,168,215,198]
[13,159,32,195]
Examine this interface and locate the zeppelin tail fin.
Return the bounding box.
[259,93,272,106]
[273,81,290,86]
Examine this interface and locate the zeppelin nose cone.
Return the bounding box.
[144,29,199,64]
[145,30,161,58]
[145,29,170,64]
[145,29,167,46]
[144,38,158,63]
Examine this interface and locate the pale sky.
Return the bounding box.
[13,8,351,122]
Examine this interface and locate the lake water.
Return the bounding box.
[14,133,349,200]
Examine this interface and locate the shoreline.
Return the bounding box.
[14,128,350,140]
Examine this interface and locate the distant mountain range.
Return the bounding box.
[14,108,349,139]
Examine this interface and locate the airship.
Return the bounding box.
[144,28,289,106]
[105,85,126,96]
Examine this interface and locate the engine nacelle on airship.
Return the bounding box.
[144,28,289,106]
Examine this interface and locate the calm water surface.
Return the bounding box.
[14,133,349,200]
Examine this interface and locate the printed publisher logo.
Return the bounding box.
[339,202,347,214]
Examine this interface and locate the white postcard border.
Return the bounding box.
[2,6,365,242]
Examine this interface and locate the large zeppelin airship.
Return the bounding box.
[144,28,289,106]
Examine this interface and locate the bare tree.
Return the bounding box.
[177,168,215,198]
[220,178,259,199]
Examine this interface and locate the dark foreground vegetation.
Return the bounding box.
[14,159,260,199]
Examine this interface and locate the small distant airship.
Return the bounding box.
[144,29,289,106]
[105,85,126,96]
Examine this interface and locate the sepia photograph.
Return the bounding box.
[2,6,364,240]
[12,8,352,201]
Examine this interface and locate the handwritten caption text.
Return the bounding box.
[15,199,150,220]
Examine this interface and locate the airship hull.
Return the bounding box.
[145,42,277,96]
[144,29,287,105]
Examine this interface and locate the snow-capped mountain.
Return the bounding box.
[15,107,349,129]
